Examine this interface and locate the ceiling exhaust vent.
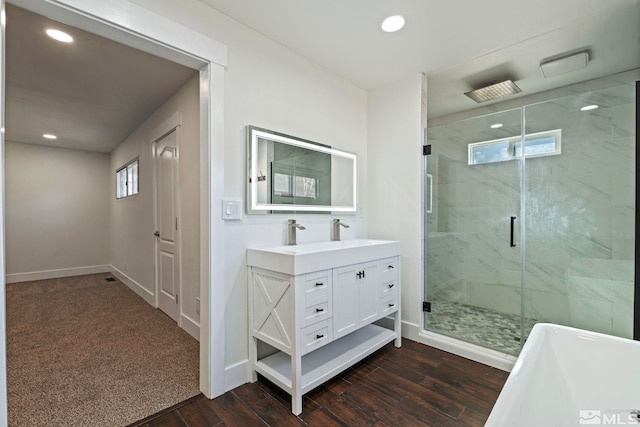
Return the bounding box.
[464,80,522,103]
[540,51,589,78]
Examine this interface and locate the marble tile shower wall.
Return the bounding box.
[426,73,637,339]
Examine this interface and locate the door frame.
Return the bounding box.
[151,113,182,325]
[0,0,228,422]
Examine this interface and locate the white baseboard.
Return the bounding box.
[181,314,200,341]
[6,265,110,283]
[225,359,249,392]
[401,320,515,372]
[109,265,155,306]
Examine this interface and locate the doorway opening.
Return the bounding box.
[0,0,227,424]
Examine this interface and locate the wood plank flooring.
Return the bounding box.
[129,340,509,427]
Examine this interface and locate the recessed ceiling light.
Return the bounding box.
[43,133,57,140]
[46,29,73,43]
[381,15,405,33]
[490,123,503,129]
[580,104,599,111]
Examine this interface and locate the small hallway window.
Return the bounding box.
[116,158,139,199]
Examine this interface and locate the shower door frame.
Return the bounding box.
[635,80,639,341]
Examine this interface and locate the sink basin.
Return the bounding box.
[247,239,402,275]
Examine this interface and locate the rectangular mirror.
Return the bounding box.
[246,126,357,214]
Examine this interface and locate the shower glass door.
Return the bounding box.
[424,108,525,355]
[424,71,638,356]
[522,78,637,340]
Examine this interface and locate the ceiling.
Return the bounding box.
[200,0,640,118]
[5,4,198,153]
[4,1,639,151]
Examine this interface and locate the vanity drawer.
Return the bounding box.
[381,280,398,298]
[380,296,398,316]
[303,270,331,307]
[380,258,398,283]
[301,319,332,355]
[303,301,331,327]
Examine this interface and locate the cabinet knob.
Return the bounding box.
[315,308,324,313]
[316,334,324,339]
[388,283,395,289]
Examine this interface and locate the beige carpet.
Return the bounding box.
[6,273,200,426]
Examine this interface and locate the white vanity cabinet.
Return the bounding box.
[333,258,398,339]
[247,240,401,415]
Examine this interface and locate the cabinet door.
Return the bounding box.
[332,264,359,339]
[358,261,380,324]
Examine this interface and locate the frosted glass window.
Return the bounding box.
[294,176,317,199]
[272,173,318,199]
[470,141,511,165]
[469,129,561,165]
[116,158,139,199]
[514,135,558,157]
[273,173,291,196]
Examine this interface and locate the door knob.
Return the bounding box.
[154,231,160,237]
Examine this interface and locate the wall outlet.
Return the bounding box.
[196,297,200,315]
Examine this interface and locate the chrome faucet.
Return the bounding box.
[287,219,306,245]
[331,219,350,241]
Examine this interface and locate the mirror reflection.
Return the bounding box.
[246,126,356,214]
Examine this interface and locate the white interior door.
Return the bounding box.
[155,128,180,323]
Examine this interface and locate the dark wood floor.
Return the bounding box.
[129,339,509,427]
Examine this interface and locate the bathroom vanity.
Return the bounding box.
[247,239,402,415]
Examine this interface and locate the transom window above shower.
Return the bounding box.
[468,129,562,165]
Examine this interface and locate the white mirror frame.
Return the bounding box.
[247,127,357,213]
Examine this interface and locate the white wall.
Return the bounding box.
[128,0,369,370]
[110,74,201,334]
[367,75,424,332]
[5,142,110,281]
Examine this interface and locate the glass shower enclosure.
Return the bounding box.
[424,71,638,355]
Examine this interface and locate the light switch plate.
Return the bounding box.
[222,199,242,220]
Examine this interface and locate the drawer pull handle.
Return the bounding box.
[316,334,324,339]
[315,308,324,313]
[388,265,395,269]
[388,283,395,289]
[388,303,395,307]
[315,282,323,286]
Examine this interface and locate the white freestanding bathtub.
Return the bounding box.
[486,323,640,427]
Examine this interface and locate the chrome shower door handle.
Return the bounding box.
[510,216,517,247]
[426,173,433,214]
